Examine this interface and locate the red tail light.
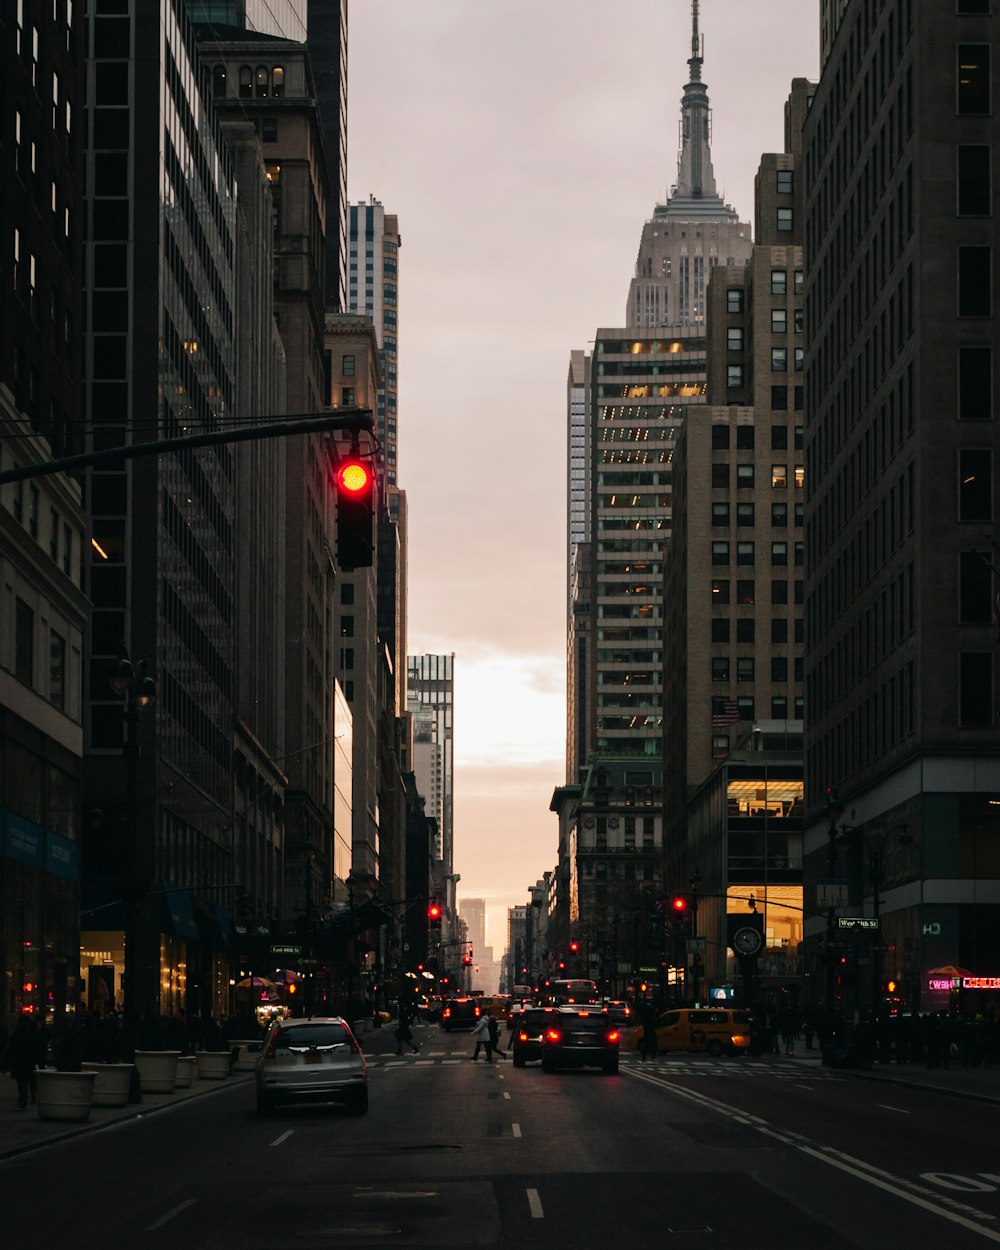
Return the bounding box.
[518,1031,529,1042]
[443,1007,452,1019]
[607,1030,620,1043]
[545,1029,562,1043]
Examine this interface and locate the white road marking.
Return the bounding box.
[878,1104,910,1114]
[625,1067,1000,1242]
[145,1199,196,1232]
[527,1187,544,1218]
[270,1130,294,1147]
[512,1122,522,1138]
[415,1060,435,1066]
[794,1084,813,1090]
[503,1091,511,1100]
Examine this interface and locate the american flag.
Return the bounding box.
[712,700,740,727]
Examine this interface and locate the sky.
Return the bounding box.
[347,0,821,949]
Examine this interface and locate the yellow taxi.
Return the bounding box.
[628,1007,751,1057]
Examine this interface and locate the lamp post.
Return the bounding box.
[108,646,157,1026]
[835,822,911,1014]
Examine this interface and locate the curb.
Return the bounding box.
[0,1073,253,1164]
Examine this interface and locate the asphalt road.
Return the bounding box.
[2,1025,998,1249]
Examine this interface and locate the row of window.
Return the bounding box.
[12,597,69,712]
[711,424,804,451]
[712,694,804,720]
[712,656,804,683]
[711,506,805,537]
[712,464,805,490]
[209,64,285,99]
[712,579,804,605]
[712,618,804,644]
[711,540,804,565]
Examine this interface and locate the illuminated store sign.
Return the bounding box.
[926,975,1000,992]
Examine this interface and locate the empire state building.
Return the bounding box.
[626,1,752,329]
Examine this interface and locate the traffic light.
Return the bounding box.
[427,900,442,926]
[670,895,693,938]
[670,895,689,914]
[557,961,566,972]
[568,941,579,954]
[288,981,298,996]
[332,453,376,571]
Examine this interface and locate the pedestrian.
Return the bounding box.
[469,1011,493,1061]
[3,1017,39,1110]
[778,1008,798,1056]
[395,1006,419,1055]
[637,1000,658,1062]
[487,1013,507,1059]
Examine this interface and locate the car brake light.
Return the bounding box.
[607,1030,620,1043]
[545,1029,562,1042]
[518,1031,529,1042]
[443,1007,451,1018]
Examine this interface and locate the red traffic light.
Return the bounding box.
[568,941,579,953]
[427,901,442,921]
[335,459,373,496]
[671,895,688,912]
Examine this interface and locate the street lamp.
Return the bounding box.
[835,822,912,1014]
[109,646,157,1027]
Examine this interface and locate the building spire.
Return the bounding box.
[673,0,719,202]
[689,0,702,84]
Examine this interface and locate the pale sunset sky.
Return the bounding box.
[347,0,820,947]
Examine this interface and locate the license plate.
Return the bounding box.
[304,1053,322,1065]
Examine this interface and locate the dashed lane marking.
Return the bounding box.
[145,1200,196,1232]
[527,1188,544,1218]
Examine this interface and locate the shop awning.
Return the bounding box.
[160,883,200,942]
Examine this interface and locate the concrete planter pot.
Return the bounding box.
[231,1039,262,1071]
[133,1050,180,1093]
[174,1055,197,1088]
[81,1062,135,1107]
[197,1051,231,1080]
[35,1070,97,1122]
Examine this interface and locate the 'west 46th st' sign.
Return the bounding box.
[837,917,880,930]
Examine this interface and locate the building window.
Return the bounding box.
[712,463,729,489]
[727,364,744,389]
[271,66,284,97]
[712,424,730,449]
[261,117,278,142]
[960,550,993,622]
[772,541,789,565]
[794,542,804,566]
[736,580,754,605]
[771,579,788,605]
[711,619,730,643]
[794,425,804,449]
[712,541,730,565]
[772,656,788,682]
[342,354,356,377]
[959,346,992,419]
[959,448,992,519]
[771,425,788,450]
[960,652,993,725]
[49,508,59,561]
[727,327,744,351]
[771,269,787,295]
[341,387,355,407]
[771,618,788,643]
[958,147,991,217]
[15,597,34,685]
[737,696,755,721]
[28,483,38,537]
[772,386,789,410]
[958,45,991,115]
[772,347,788,372]
[340,615,354,637]
[794,347,804,372]
[777,208,794,232]
[212,64,226,96]
[737,657,755,681]
[713,735,730,758]
[712,502,730,527]
[736,619,755,643]
[727,288,744,313]
[772,465,788,488]
[711,657,730,682]
[736,541,755,565]
[239,65,252,97]
[794,466,805,489]
[736,502,755,526]
[712,579,730,604]
[771,695,789,718]
[49,629,65,710]
[772,309,787,333]
[959,246,992,316]
[736,426,755,450]
[772,502,789,527]
[776,169,794,195]
[958,0,991,11]
[736,465,754,489]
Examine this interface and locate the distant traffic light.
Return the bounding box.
[671,895,689,913]
[568,941,579,954]
[427,900,442,925]
[332,453,376,571]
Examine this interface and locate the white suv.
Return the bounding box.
[255,1017,368,1115]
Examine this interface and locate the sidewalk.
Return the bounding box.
[785,1045,1000,1105]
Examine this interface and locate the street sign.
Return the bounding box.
[817,880,848,908]
[270,943,302,955]
[686,937,707,953]
[298,957,318,965]
[837,917,879,930]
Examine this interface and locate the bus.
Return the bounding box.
[548,978,599,1005]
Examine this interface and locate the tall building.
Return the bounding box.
[308,0,349,312]
[460,897,487,961]
[408,652,456,951]
[79,0,242,1020]
[348,199,402,495]
[0,0,89,1032]
[802,0,1000,1013]
[625,1,752,330]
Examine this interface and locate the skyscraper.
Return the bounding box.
[625,1,752,330]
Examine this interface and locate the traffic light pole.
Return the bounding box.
[0,410,375,485]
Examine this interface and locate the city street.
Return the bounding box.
[2,1024,999,1248]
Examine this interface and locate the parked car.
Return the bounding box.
[540,1006,620,1075]
[603,1000,633,1025]
[254,1016,368,1115]
[512,1007,559,1066]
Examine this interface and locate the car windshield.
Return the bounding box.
[559,1012,610,1031]
[521,1010,553,1028]
[276,1024,351,1050]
